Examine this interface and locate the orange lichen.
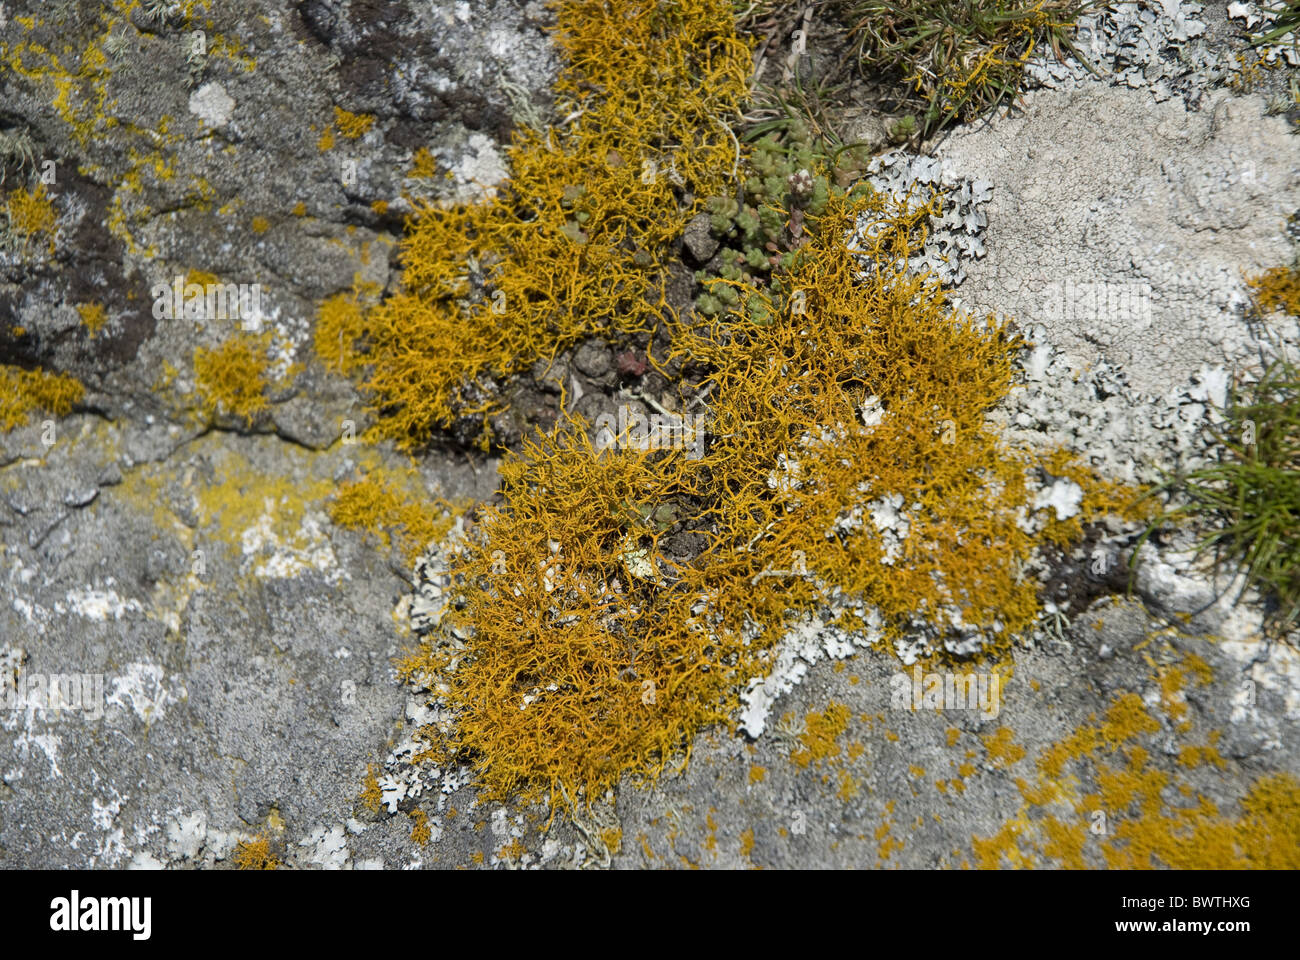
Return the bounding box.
[982,727,1026,768]
[192,333,271,425]
[0,364,84,432]
[335,0,751,449]
[327,475,457,566]
[5,183,56,251]
[334,107,375,140]
[1250,264,1300,316]
[373,0,1143,814]
[76,302,107,338]
[973,663,1300,868]
[791,703,852,768]
[232,834,280,870]
[360,763,382,813]
[409,809,431,846]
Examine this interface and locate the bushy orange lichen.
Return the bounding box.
[76,302,108,338]
[375,0,1141,813]
[335,0,751,448]
[5,183,56,251]
[314,286,371,374]
[1249,264,1300,316]
[327,475,457,566]
[334,107,375,140]
[0,364,84,432]
[232,834,280,870]
[192,334,271,425]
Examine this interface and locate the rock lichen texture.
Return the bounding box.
[1,0,1298,868]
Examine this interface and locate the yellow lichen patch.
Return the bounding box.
[408,147,438,180]
[0,364,84,432]
[973,681,1300,868]
[1250,264,1300,316]
[749,765,766,784]
[379,0,1141,813]
[327,474,457,566]
[314,286,372,374]
[982,727,1027,768]
[192,333,271,425]
[876,801,905,862]
[409,809,431,846]
[250,215,271,234]
[791,703,852,768]
[232,834,280,870]
[341,0,751,448]
[76,302,108,338]
[317,126,335,151]
[739,827,755,859]
[360,763,383,813]
[183,447,338,574]
[334,106,375,140]
[5,183,56,251]
[600,827,623,856]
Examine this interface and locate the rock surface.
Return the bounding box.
[1,0,1297,868]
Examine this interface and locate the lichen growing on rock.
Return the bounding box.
[0,364,85,432]
[192,333,271,426]
[368,0,1150,812]
[323,0,752,449]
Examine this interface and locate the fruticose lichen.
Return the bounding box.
[0,364,85,432]
[326,0,1154,816]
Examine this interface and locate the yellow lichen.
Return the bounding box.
[0,364,84,432]
[364,0,1146,815]
[409,809,431,846]
[791,703,852,768]
[973,660,1300,868]
[76,302,108,338]
[5,183,56,251]
[334,107,375,140]
[327,475,457,566]
[192,333,271,425]
[1249,264,1300,317]
[337,0,751,448]
[232,834,280,870]
[360,763,383,814]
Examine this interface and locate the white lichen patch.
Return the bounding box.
[448,133,509,201]
[65,583,144,621]
[106,662,182,724]
[738,613,883,737]
[297,824,350,869]
[189,81,236,128]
